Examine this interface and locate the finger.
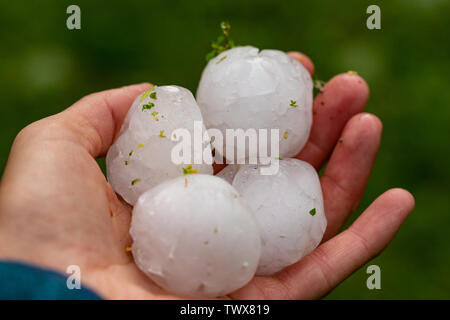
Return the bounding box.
[287,51,315,76]
[320,113,382,241]
[62,83,153,157]
[230,188,415,300]
[296,73,369,170]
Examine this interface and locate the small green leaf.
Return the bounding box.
[205,21,236,62]
[205,51,216,62]
[125,160,129,165]
[159,130,166,138]
[151,111,159,121]
[129,150,134,156]
[140,86,157,102]
[142,102,155,111]
[140,90,151,102]
[182,164,198,175]
[290,100,299,108]
[309,208,316,216]
[216,55,227,64]
[131,178,141,186]
[150,92,157,100]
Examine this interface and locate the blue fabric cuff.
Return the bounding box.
[0,260,102,300]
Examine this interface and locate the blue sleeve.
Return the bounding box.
[0,261,102,300]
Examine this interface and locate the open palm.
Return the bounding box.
[0,52,414,299]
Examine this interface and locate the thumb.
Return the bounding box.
[61,83,153,157]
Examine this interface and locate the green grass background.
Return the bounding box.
[0,0,449,298]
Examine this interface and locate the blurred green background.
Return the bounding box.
[0,0,449,299]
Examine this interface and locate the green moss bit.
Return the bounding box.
[129,150,134,156]
[183,164,198,175]
[290,100,299,108]
[142,102,155,111]
[214,227,219,234]
[159,130,166,138]
[309,208,316,216]
[206,21,236,62]
[283,131,289,139]
[275,157,283,160]
[138,143,143,148]
[151,111,159,121]
[131,178,141,186]
[150,91,157,100]
[125,160,129,165]
[216,55,227,64]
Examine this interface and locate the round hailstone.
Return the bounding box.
[130,174,261,298]
[197,46,313,161]
[232,158,327,276]
[106,85,213,205]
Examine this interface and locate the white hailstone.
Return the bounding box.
[130,174,261,298]
[232,158,327,276]
[106,85,213,205]
[197,46,313,161]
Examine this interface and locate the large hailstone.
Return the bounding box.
[106,85,213,205]
[232,158,327,275]
[130,174,261,298]
[197,46,313,161]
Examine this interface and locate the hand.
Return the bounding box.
[230,52,415,299]
[0,52,414,300]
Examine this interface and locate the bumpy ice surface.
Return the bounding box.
[232,158,327,275]
[106,85,213,205]
[197,46,313,161]
[130,174,261,298]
